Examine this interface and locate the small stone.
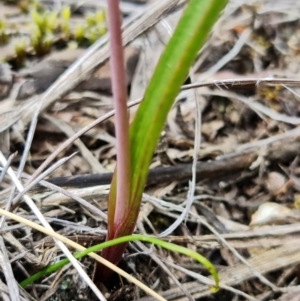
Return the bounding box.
[265,171,286,193]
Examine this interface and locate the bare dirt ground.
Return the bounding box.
[1,0,300,300]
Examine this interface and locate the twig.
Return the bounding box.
[28,152,254,191]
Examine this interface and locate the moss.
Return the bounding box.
[0,2,107,65]
[0,19,9,44]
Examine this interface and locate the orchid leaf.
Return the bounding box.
[20,234,219,293]
[103,0,228,268]
[109,0,228,236]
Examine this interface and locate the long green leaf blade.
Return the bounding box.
[103,0,228,268]
[128,0,228,222]
[21,235,219,292]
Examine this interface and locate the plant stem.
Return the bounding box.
[106,0,130,231]
[99,0,228,284]
[97,0,131,282]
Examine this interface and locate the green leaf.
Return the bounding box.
[114,0,228,234]
[20,235,219,292]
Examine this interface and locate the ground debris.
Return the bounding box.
[1,0,300,300]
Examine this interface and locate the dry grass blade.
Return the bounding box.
[0,152,107,301]
[0,0,183,133]
[27,97,141,187]
[44,114,106,173]
[164,260,260,301]
[2,0,300,299]
[194,215,279,291]
[0,152,15,183]
[36,180,108,220]
[146,193,280,291]
[139,243,300,301]
[203,89,300,125]
[26,76,300,186]
[165,222,300,249]
[11,153,77,206]
[197,28,251,80]
[21,1,184,184]
[0,279,27,301]
[1,230,40,266]
[0,238,20,301]
[158,71,201,238]
[0,208,167,301]
[182,78,300,90]
[134,240,195,301]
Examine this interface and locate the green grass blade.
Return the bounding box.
[127,0,228,225]
[20,235,219,292]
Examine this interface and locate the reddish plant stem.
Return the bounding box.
[95,0,131,284]
[106,0,130,230]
